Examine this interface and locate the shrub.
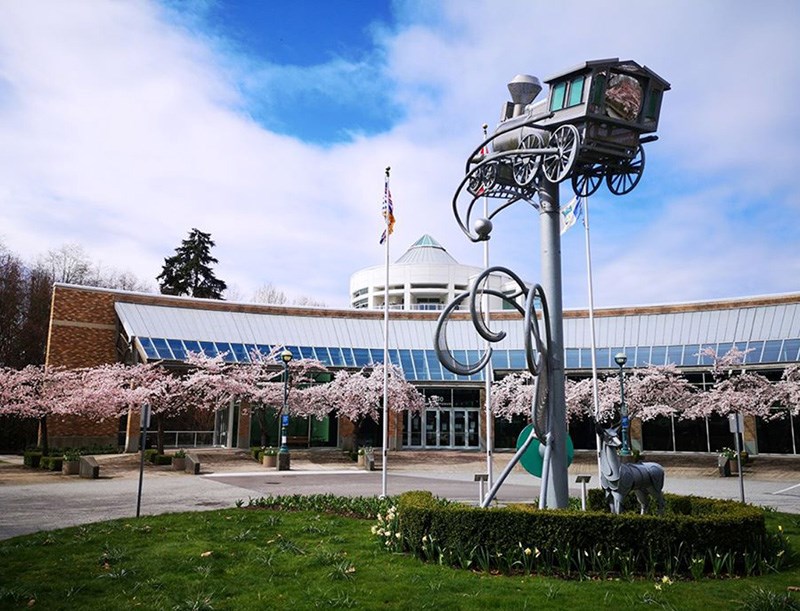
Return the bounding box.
[173,449,186,459]
[143,449,159,464]
[63,449,81,462]
[23,451,42,468]
[395,490,778,578]
[40,456,63,471]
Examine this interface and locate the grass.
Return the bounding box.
[0,506,798,610]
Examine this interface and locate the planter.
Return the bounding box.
[718,456,732,477]
[172,457,186,471]
[262,454,277,468]
[357,454,365,467]
[62,460,80,475]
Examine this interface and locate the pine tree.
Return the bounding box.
[157,229,227,299]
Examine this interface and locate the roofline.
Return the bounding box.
[53,283,800,322]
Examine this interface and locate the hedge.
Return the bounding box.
[396,490,781,577]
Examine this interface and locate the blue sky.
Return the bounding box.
[0,0,798,309]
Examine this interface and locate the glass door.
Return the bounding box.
[453,410,466,447]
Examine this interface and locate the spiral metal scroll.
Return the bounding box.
[434,265,552,441]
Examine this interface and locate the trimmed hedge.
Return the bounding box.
[397,490,779,577]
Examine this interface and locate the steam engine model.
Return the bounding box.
[454,58,670,240]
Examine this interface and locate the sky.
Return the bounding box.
[0,0,798,309]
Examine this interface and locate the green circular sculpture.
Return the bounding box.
[516,424,574,477]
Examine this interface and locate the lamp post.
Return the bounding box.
[614,352,632,457]
[277,349,293,471]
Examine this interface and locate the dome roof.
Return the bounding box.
[395,235,459,265]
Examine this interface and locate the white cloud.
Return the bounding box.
[0,0,797,311]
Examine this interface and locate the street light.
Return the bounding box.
[614,352,632,457]
[278,349,293,471]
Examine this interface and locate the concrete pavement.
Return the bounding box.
[1,451,798,541]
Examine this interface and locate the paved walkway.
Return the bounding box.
[1,450,798,541]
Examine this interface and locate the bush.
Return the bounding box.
[395,490,778,578]
[23,451,42,468]
[143,449,159,463]
[153,454,172,466]
[39,456,63,471]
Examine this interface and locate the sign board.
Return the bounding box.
[728,413,744,433]
[281,414,289,426]
[141,403,151,429]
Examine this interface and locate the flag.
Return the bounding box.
[560,196,583,235]
[379,178,395,244]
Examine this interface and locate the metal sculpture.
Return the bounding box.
[597,425,665,515]
[436,59,669,509]
[434,267,553,507]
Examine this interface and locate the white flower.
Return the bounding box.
[524,547,532,556]
[395,532,401,539]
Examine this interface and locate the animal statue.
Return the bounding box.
[597,425,665,515]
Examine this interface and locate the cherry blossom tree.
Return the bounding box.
[682,347,778,421]
[777,364,800,416]
[317,363,426,448]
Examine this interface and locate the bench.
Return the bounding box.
[79,456,100,479]
[185,453,201,475]
[287,436,308,447]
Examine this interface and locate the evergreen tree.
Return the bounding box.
[157,229,227,299]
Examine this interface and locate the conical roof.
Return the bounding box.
[395,235,459,265]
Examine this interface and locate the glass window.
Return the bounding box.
[328,347,345,367]
[781,339,800,362]
[287,346,302,361]
[138,337,159,360]
[744,341,763,364]
[412,350,428,380]
[509,350,526,369]
[645,89,662,121]
[215,342,235,362]
[683,345,700,366]
[230,343,249,362]
[299,346,315,360]
[242,344,257,361]
[650,346,667,366]
[353,348,371,366]
[425,350,443,380]
[255,344,272,359]
[491,350,509,370]
[181,340,200,356]
[634,347,650,367]
[567,76,584,107]
[151,338,174,360]
[340,348,356,367]
[199,341,218,358]
[312,347,331,366]
[399,350,415,378]
[565,348,580,369]
[762,340,782,363]
[716,343,733,359]
[368,348,384,364]
[549,81,567,112]
[167,339,186,361]
[594,348,610,369]
[666,345,683,366]
[590,72,606,106]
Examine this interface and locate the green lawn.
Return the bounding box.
[0,506,798,610]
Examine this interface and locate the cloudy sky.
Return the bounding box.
[0,0,798,308]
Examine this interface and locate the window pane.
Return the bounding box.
[299,346,315,360]
[328,347,345,367]
[635,346,650,367]
[151,338,174,359]
[425,350,443,380]
[215,342,235,362]
[139,337,159,360]
[231,343,249,362]
[199,341,217,357]
[491,350,509,370]
[762,340,782,363]
[781,339,800,361]
[312,347,331,366]
[509,350,526,369]
[182,340,200,356]
[412,350,428,380]
[567,76,584,106]
[369,348,384,364]
[167,339,186,361]
[650,346,667,366]
[550,82,567,112]
[340,348,356,367]
[566,348,580,369]
[666,346,683,365]
[353,348,371,366]
[683,345,700,366]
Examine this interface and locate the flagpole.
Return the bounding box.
[580,191,602,478]
[481,124,494,489]
[381,166,391,498]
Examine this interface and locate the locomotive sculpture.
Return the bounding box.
[454,58,670,241]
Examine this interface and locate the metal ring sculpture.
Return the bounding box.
[434,266,552,441]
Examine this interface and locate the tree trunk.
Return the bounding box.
[38,416,49,454]
[156,413,165,455]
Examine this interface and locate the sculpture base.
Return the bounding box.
[277,452,290,471]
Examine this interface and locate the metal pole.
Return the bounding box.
[734,414,745,503]
[482,125,494,487]
[538,178,568,508]
[136,402,150,518]
[618,362,632,456]
[381,167,391,498]
[278,357,291,470]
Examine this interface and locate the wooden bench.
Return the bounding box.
[185,453,201,475]
[79,456,100,479]
[287,436,308,448]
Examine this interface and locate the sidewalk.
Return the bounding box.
[1,449,798,541]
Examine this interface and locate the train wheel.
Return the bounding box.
[512,134,542,186]
[571,163,604,197]
[606,146,645,195]
[542,125,579,183]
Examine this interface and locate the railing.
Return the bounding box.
[143,430,215,448]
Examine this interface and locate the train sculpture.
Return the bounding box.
[454,58,670,241]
